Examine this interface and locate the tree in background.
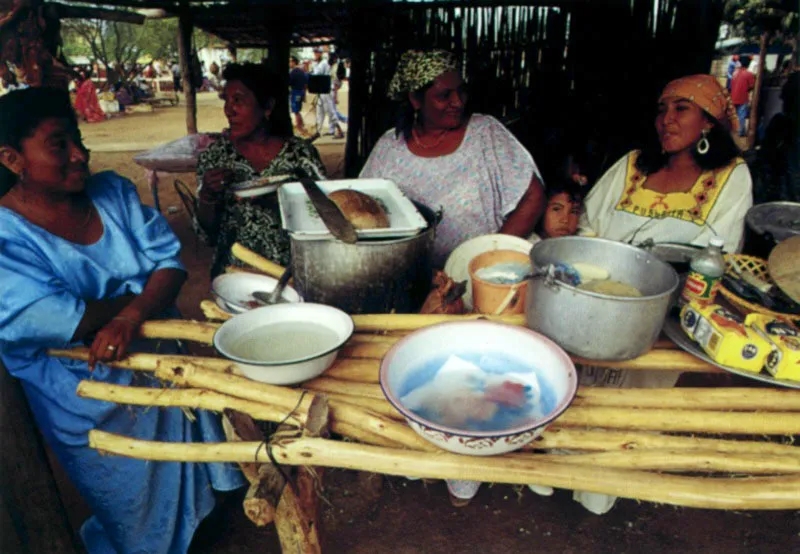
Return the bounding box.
[62,17,217,84]
[723,0,798,146]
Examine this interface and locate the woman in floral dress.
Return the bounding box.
[195,63,326,277]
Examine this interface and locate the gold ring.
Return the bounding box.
[106,345,117,351]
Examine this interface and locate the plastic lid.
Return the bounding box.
[709,237,725,248]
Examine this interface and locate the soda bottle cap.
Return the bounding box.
[709,237,725,248]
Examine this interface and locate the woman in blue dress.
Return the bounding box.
[0,87,244,553]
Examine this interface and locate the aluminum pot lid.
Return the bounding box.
[745,202,800,242]
[646,242,702,264]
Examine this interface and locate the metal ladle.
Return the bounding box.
[252,268,293,305]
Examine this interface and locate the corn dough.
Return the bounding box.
[578,279,642,297]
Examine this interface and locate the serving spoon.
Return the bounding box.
[252,268,293,305]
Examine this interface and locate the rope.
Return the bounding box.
[255,390,309,496]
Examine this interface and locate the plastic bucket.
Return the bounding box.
[468,249,530,315]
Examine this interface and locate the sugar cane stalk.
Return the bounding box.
[88,432,800,510]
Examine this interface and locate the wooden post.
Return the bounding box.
[263,6,294,138]
[177,11,197,134]
[746,31,770,148]
[0,363,80,553]
[345,7,366,177]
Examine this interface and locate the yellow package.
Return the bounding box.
[680,303,772,373]
[746,314,800,382]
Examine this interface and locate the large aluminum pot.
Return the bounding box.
[289,203,437,314]
[526,237,679,361]
[744,202,800,258]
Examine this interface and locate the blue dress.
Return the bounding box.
[0,171,244,554]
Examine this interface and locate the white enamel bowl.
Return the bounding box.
[211,272,302,314]
[213,303,353,385]
[380,321,577,456]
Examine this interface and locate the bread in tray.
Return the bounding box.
[327,189,390,229]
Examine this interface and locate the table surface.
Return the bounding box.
[133,133,219,174]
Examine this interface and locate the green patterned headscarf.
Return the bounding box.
[387,50,459,101]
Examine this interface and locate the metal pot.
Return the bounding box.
[745,202,800,259]
[289,203,437,314]
[525,237,679,361]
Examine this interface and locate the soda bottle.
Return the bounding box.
[680,237,726,307]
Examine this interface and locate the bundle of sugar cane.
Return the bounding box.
[78,377,799,476]
[299,377,800,435]
[53,345,798,436]
[88,431,800,511]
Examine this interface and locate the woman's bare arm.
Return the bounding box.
[79,268,187,368]
[499,175,546,237]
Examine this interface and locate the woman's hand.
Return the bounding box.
[87,315,142,370]
[199,167,234,204]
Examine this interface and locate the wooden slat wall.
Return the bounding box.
[345,0,725,182]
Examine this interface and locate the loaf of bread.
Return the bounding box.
[327,190,390,229]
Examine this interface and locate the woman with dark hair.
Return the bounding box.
[573,75,752,515]
[194,62,326,276]
[360,50,546,268]
[0,87,243,552]
[581,74,752,251]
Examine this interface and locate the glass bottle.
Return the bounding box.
[680,237,726,307]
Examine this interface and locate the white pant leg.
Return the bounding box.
[321,94,337,134]
[315,96,325,134]
[446,479,481,500]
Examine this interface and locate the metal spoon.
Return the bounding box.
[252,268,293,305]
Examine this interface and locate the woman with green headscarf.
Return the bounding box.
[360,49,546,268]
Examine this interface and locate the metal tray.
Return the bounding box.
[278,179,427,240]
[662,310,800,390]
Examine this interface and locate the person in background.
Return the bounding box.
[0,88,244,552]
[329,52,349,126]
[171,60,182,93]
[194,63,326,277]
[752,71,800,203]
[0,63,26,95]
[310,48,344,139]
[73,71,106,123]
[726,54,740,91]
[289,55,308,135]
[731,55,756,137]
[528,180,585,241]
[360,49,546,270]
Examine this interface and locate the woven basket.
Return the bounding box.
[719,254,796,318]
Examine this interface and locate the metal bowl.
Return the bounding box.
[526,237,680,361]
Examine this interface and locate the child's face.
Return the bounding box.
[542,193,581,238]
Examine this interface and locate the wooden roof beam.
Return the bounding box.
[51,2,147,24]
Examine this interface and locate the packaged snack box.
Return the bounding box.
[746,314,800,382]
[680,303,772,373]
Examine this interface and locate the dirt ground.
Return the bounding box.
[56,92,800,553]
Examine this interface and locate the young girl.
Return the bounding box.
[528,180,585,241]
